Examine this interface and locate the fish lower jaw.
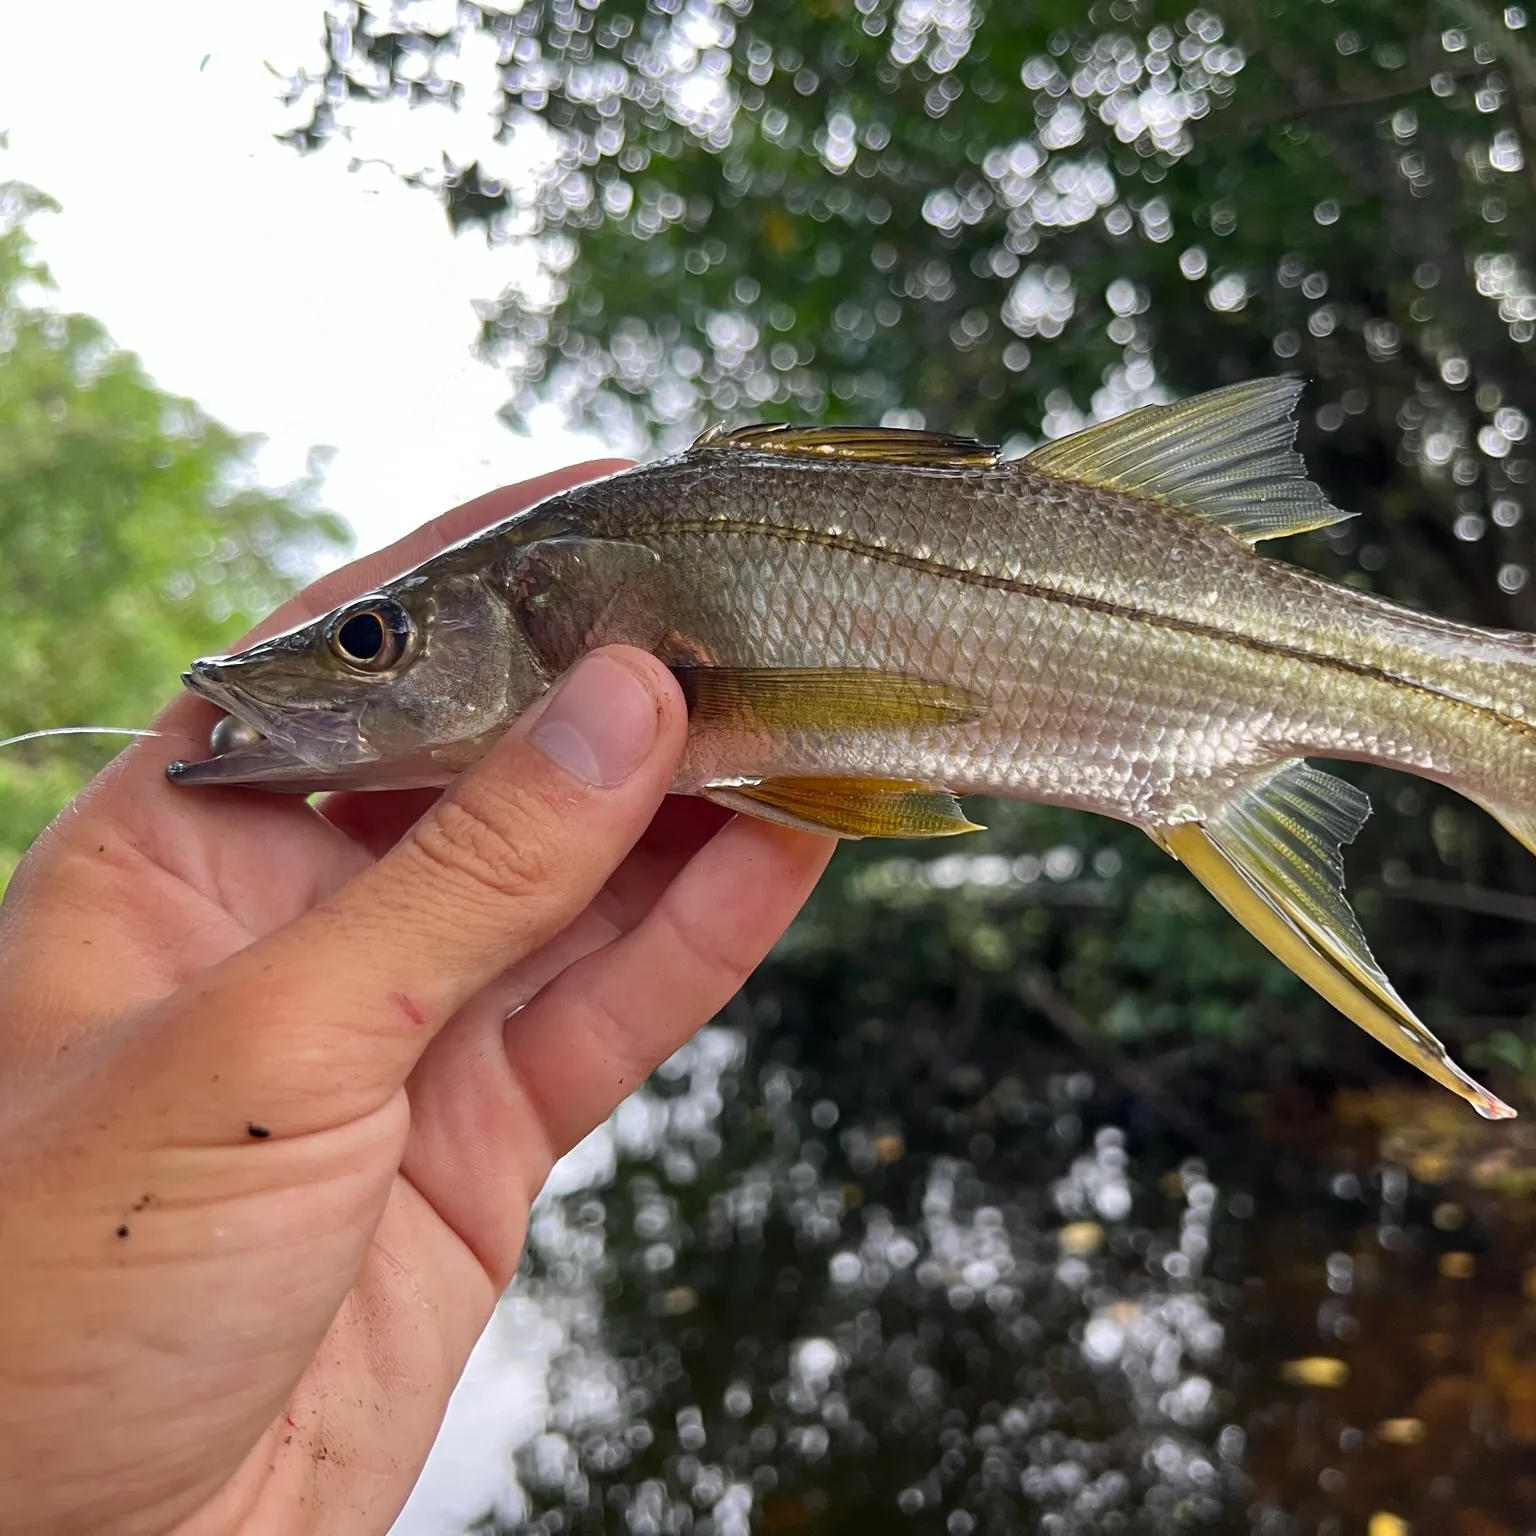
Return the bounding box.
[164,732,317,788]
[168,671,310,785]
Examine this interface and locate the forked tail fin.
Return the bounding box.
[1464,787,1536,859]
[1019,376,1519,1115]
[1153,760,1516,1120]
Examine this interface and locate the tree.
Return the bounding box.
[0,183,348,885]
[274,13,1536,1527]
[286,0,1536,1058]
[284,1,1536,585]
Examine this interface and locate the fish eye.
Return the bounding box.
[326,599,414,672]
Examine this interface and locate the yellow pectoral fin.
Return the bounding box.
[705,776,986,839]
[678,666,986,733]
[1155,762,1514,1120]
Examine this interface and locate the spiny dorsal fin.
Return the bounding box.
[1153,760,1514,1120]
[692,421,999,468]
[702,776,985,839]
[1024,379,1353,544]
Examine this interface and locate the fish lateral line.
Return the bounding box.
[625,516,1536,744]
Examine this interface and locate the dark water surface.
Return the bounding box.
[394,1014,1536,1536]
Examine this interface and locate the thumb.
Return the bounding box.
[145,648,688,1137]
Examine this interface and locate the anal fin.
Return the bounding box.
[1153,761,1515,1120]
[704,776,985,839]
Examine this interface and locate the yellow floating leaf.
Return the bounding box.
[1367,1515,1410,1536]
[1281,1356,1350,1387]
[656,1286,698,1317]
[1504,1374,1536,1445]
[1438,1251,1476,1279]
[1376,1417,1427,1446]
[1430,1201,1464,1231]
[1059,1221,1104,1256]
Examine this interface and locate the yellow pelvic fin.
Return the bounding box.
[1154,760,1515,1120]
[705,776,986,839]
[678,666,986,733]
[690,421,999,468]
[1024,378,1354,545]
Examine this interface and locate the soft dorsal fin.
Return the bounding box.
[692,421,999,468]
[1153,760,1514,1120]
[1024,379,1352,544]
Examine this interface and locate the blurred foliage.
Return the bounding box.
[0,182,348,885]
[289,0,1536,1077]
[275,6,1536,1526]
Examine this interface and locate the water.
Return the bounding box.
[393,1023,1536,1535]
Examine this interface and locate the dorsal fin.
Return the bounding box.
[1023,379,1353,544]
[692,421,999,468]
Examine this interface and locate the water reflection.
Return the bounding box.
[393,1028,1535,1535]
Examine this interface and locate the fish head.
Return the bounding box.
[167,561,551,791]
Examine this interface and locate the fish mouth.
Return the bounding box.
[166,662,359,790]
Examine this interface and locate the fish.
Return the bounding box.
[167,378,1532,1120]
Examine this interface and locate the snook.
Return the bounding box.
[169,381,1535,1119]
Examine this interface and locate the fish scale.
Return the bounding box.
[168,380,1534,1118]
[602,509,1442,821]
[562,464,1536,828]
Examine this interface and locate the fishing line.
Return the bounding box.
[0,726,163,751]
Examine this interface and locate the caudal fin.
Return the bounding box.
[1464,788,1536,858]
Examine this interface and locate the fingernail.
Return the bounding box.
[529,655,659,786]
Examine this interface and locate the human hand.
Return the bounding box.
[0,464,835,1536]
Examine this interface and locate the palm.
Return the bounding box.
[9,696,761,1535]
[0,468,833,1536]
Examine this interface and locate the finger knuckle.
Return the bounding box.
[410,781,561,905]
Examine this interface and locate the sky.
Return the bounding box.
[0,8,619,1527]
[0,0,601,561]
